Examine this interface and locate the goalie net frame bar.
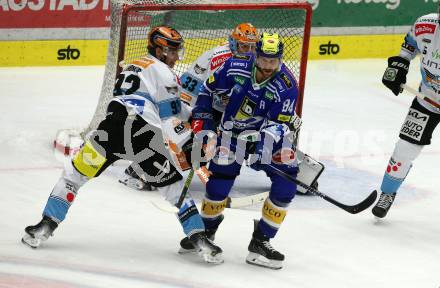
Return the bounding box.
[118,2,312,117]
[55,1,312,155]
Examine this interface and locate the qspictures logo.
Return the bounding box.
[57,45,80,60]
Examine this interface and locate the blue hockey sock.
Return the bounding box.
[177,200,205,237]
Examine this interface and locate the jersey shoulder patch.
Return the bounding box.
[130,56,156,69]
[415,13,438,25]
[232,54,252,61]
[279,72,293,88]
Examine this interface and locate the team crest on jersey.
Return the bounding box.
[279,73,292,88]
[194,64,207,74]
[415,23,436,36]
[235,97,256,120]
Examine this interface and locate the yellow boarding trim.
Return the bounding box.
[201,197,227,218]
[308,34,404,60]
[0,34,406,67]
[72,141,107,178]
[262,198,287,227]
[0,40,108,67]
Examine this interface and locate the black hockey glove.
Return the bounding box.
[382,56,410,96]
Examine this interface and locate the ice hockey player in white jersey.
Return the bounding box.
[22,26,223,264]
[120,23,259,190]
[372,5,440,218]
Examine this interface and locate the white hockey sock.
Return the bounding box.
[381,139,423,194]
[43,159,89,222]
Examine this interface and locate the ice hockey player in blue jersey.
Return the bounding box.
[372,4,440,218]
[120,22,259,191]
[181,32,300,269]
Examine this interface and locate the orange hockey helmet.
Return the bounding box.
[229,23,259,54]
[147,26,184,59]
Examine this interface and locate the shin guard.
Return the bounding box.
[381,139,423,194]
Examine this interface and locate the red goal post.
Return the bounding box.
[54,1,312,155]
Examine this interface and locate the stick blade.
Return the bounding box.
[346,190,377,214]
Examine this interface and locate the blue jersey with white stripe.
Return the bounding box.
[193,53,299,135]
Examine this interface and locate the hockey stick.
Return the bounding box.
[401,84,440,109]
[149,168,194,213]
[176,168,195,209]
[266,164,377,214]
[230,141,377,214]
[151,191,269,213]
[151,166,268,213]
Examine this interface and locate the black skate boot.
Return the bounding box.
[246,220,284,270]
[22,216,58,248]
[372,192,396,218]
[178,215,224,254]
[188,232,223,264]
[119,165,156,191]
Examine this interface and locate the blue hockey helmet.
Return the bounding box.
[256,32,284,59]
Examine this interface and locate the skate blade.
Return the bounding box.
[179,249,224,264]
[178,247,197,254]
[200,252,224,264]
[21,234,40,249]
[246,252,283,270]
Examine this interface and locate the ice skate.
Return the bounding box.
[372,192,396,219]
[22,216,58,248]
[178,215,223,254]
[186,232,223,264]
[246,222,284,270]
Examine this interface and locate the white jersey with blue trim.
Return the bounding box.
[180,43,232,108]
[111,55,192,149]
[401,13,440,113]
[112,55,191,126]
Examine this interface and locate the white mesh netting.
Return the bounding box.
[84,0,311,137]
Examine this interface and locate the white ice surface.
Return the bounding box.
[1,60,440,288]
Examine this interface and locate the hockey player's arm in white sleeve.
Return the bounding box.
[399,18,421,61]
[180,49,213,106]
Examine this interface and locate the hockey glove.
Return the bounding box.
[382,56,410,96]
[190,112,216,167]
[190,111,214,134]
[288,112,302,142]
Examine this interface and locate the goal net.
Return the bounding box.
[56,0,312,154]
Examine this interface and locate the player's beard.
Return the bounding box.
[256,65,276,81]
